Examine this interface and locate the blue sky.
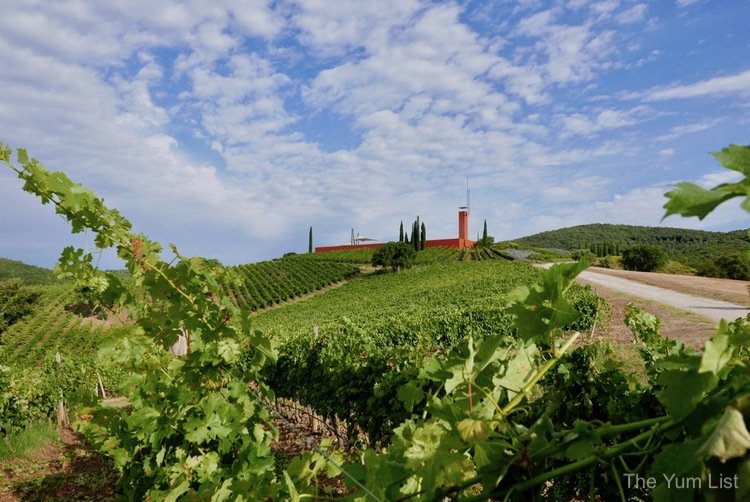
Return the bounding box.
[1,0,749,268]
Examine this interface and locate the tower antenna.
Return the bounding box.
[466,172,470,215]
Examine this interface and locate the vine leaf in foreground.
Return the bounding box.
[696,407,750,464]
[506,259,588,345]
[663,144,750,220]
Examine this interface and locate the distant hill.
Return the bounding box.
[0,257,58,284]
[513,224,749,250]
[510,224,750,278]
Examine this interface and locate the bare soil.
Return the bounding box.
[0,428,117,502]
[0,405,348,501]
[582,279,715,351]
[589,267,750,306]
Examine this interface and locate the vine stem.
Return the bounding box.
[611,462,626,502]
[529,415,669,460]
[6,155,198,315]
[142,261,195,307]
[501,331,581,415]
[497,417,678,499]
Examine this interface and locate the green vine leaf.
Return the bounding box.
[699,321,733,376]
[457,418,490,445]
[657,369,717,419]
[507,259,588,345]
[696,407,750,463]
[664,144,750,220]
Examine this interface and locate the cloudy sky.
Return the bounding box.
[1,0,750,268]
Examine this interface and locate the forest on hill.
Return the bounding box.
[0,257,58,284]
[513,223,750,279]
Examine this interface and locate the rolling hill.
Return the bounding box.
[511,223,750,278]
[0,257,58,284]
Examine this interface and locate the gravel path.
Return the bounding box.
[578,269,750,325]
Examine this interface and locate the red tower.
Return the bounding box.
[458,208,469,247]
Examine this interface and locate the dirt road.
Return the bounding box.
[579,269,750,325]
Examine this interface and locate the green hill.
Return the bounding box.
[0,257,58,284]
[511,223,750,278]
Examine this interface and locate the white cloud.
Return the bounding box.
[1,0,747,267]
[290,0,421,55]
[616,4,647,24]
[676,0,701,7]
[644,69,750,101]
[525,183,746,236]
[229,1,285,39]
[559,106,648,136]
[656,119,721,141]
[513,8,617,86]
[303,2,517,131]
[697,170,743,187]
[591,1,620,20]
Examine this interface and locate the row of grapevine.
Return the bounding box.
[290,248,375,263]
[1,259,358,371]
[0,284,109,368]
[226,259,358,311]
[246,260,603,442]
[414,246,462,263]
[290,246,511,266]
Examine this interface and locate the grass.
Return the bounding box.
[0,422,58,461]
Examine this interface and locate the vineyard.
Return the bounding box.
[3,144,750,501]
[290,244,520,265]
[250,260,600,442]
[0,285,111,367]
[0,259,361,373]
[226,259,359,311]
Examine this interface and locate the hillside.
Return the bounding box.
[511,223,750,277]
[513,223,750,251]
[0,257,58,284]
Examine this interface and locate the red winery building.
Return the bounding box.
[315,209,476,253]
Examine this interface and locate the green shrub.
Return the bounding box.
[692,253,750,279]
[656,260,696,275]
[716,253,750,280]
[371,242,415,272]
[571,249,593,262]
[621,245,666,272]
[598,255,622,269]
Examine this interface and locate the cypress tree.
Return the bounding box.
[420,222,426,251]
[405,231,410,244]
[308,226,313,253]
[415,217,421,251]
[482,220,488,246]
[399,221,404,243]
